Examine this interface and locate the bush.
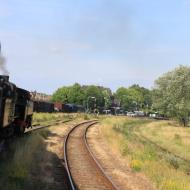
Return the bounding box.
[113,124,122,133]
[167,155,179,169]
[161,179,185,190]
[174,134,182,145]
[121,142,130,156]
[130,159,142,172]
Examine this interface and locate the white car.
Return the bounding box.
[127,112,136,117]
[134,111,145,117]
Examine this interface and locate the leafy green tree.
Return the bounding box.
[153,65,190,126]
[52,83,84,105]
[84,85,104,110]
[51,87,69,103]
[115,85,152,111]
[67,83,85,104]
[102,89,111,109]
[129,85,152,109]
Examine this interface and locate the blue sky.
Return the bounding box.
[0,0,190,93]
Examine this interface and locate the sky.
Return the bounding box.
[0,0,190,94]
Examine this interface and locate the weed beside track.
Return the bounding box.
[101,117,190,190]
[0,113,75,190]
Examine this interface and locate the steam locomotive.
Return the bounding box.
[0,75,33,137]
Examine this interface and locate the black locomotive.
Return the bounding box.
[0,75,33,137]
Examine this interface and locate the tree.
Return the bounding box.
[129,85,152,109]
[102,89,111,109]
[51,87,69,103]
[67,83,85,104]
[114,85,152,111]
[52,83,84,105]
[84,85,104,110]
[153,65,190,126]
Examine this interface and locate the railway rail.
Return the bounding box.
[64,120,119,190]
[0,119,72,153]
[25,119,72,133]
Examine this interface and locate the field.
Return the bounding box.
[100,117,190,190]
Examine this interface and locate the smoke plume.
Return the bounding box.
[0,52,9,75]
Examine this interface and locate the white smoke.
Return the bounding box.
[0,52,9,75]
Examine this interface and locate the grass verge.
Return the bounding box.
[101,117,190,190]
[0,132,48,190]
[32,112,72,126]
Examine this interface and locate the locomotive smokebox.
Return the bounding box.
[0,75,9,82]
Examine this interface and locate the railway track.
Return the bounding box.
[25,119,72,133]
[0,119,72,153]
[64,120,119,190]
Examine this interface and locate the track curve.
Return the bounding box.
[64,120,120,190]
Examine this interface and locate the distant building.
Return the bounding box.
[30,91,52,102]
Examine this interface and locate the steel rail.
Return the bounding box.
[25,119,72,134]
[64,120,120,190]
[84,124,120,190]
[64,120,98,190]
[0,119,72,154]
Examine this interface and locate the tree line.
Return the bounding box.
[52,65,190,126]
[51,83,152,112]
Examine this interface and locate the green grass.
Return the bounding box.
[32,112,72,125]
[0,112,75,190]
[0,113,98,190]
[0,133,46,190]
[138,121,190,161]
[72,113,99,120]
[101,117,190,190]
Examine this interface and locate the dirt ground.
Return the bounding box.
[87,123,157,190]
[30,121,77,190]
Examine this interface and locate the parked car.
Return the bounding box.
[134,111,145,117]
[126,112,136,117]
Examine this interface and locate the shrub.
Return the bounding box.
[130,159,142,172]
[161,179,185,190]
[83,114,90,120]
[113,124,122,132]
[167,155,179,169]
[121,142,130,156]
[174,134,182,145]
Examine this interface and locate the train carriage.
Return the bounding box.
[33,101,54,113]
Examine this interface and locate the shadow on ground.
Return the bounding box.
[0,129,72,190]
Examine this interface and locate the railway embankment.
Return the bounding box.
[99,117,190,190]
